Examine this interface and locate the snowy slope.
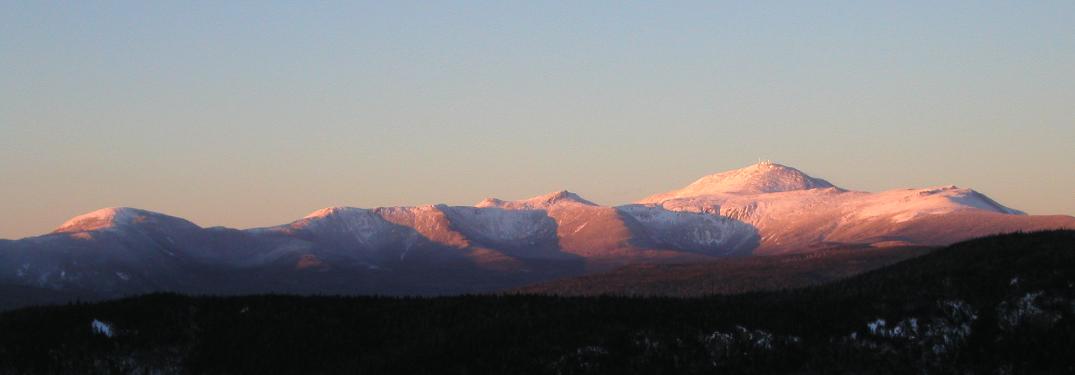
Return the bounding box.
[640,161,836,202]
[477,191,759,259]
[615,204,758,256]
[642,162,1072,253]
[53,207,202,235]
[0,208,227,296]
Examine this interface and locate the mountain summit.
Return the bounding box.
[476,190,597,210]
[52,207,197,234]
[641,161,837,202]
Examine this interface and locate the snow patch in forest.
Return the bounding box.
[91,320,114,337]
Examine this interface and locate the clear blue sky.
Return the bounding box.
[2,1,1073,238]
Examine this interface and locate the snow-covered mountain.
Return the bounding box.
[1,162,1071,300]
[0,191,758,298]
[639,161,1073,253]
[642,161,838,199]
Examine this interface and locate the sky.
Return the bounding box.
[1,1,1073,239]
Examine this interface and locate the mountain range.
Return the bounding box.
[2,162,1072,301]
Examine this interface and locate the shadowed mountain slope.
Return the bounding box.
[516,245,934,297]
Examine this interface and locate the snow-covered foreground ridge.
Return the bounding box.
[1,162,1072,297]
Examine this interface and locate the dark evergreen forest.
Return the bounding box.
[1,231,1072,374]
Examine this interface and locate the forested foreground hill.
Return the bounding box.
[1,231,1073,374]
[516,245,934,296]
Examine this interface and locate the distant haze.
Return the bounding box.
[2,2,1073,239]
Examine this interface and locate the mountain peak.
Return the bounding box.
[53,207,186,233]
[683,162,836,194]
[477,190,596,209]
[302,206,367,220]
[640,162,838,202]
[529,190,595,206]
